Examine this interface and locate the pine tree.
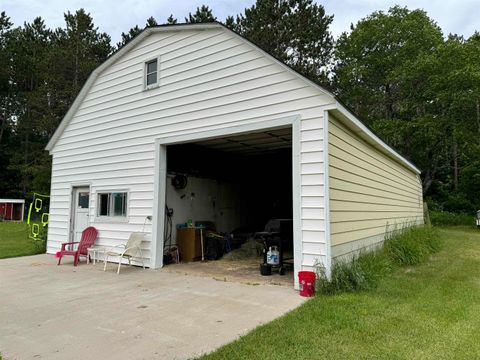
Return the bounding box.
[166,15,178,25]
[0,11,18,197]
[185,5,217,23]
[232,0,334,83]
[146,16,157,27]
[0,11,13,145]
[5,17,53,195]
[117,16,158,49]
[117,25,142,48]
[3,10,113,196]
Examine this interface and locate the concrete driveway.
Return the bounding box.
[0,255,305,360]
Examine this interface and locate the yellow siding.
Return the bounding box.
[329,115,423,257]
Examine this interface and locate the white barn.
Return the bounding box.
[46,23,424,288]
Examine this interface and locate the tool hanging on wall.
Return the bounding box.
[163,205,178,264]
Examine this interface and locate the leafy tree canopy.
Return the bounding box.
[335,6,443,122]
[335,5,480,209]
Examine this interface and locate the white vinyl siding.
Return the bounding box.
[328,115,424,258]
[47,27,334,269]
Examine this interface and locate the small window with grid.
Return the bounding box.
[145,59,158,88]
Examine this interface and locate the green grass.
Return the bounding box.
[199,227,480,359]
[0,221,45,259]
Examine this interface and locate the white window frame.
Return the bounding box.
[95,190,129,223]
[144,57,159,90]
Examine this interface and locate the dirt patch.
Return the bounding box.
[162,256,293,286]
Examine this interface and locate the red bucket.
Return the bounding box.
[298,271,316,297]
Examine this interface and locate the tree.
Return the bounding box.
[117,16,158,49]
[166,15,178,25]
[231,0,334,83]
[393,35,480,199]
[53,9,112,93]
[334,6,443,123]
[117,25,142,48]
[146,16,157,27]
[466,32,480,138]
[0,11,18,197]
[0,11,13,145]
[427,38,480,195]
[2,10,112,197]
[333,6,448,197]
[3,17,53,195]
[185,5,217,23]
[343,9,480,207]
[332,5,480,211]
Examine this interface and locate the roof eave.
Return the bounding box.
[329,102,421,175]
[45,23,224,153]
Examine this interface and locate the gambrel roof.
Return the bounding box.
[46,22,420,174]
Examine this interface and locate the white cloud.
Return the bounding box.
[324,0,479,38]
[3,0,478,44]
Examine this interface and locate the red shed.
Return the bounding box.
[0,199,25,221]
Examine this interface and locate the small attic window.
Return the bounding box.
[145,58,158,88]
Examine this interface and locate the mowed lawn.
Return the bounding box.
[0,221,45,259]
[200,227,480,360]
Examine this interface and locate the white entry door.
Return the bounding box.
[71,187,90,242]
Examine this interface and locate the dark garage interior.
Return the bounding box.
[162,127,295,283]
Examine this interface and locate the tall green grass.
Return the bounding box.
[384,226,440,265]
[317,225,441,294]
[317,250,392,294]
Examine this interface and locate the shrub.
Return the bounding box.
[430,211,474,227]
[443,193,475,213]
[32,238,47,253]
[425,198,442,212]
[384,226,441,266]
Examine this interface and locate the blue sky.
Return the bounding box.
[3,0,478,43]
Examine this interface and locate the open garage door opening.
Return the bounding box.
[161,127,295,285]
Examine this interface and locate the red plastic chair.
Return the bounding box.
[57,227,98,266]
